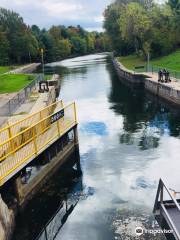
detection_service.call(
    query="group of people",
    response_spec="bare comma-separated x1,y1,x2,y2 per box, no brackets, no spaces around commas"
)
158,69,171,83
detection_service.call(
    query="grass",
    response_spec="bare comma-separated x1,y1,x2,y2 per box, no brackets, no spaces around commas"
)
0,66,13,74
0,74,34,93
44,74,53,81
0,65,25,74
117,55,146,71
118,50,180,72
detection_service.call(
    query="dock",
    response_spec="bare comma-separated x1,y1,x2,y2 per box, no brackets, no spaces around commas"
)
0,100,78,187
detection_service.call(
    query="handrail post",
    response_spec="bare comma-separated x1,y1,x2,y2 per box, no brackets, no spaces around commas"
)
74,102,77,123
160,180,163,204
57,120,61,137
7,124,15,156
153,179,162,213
39,111,44,133
33,126,38,155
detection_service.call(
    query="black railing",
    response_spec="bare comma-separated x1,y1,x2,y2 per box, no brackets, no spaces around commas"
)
0,74,43,117
135,64,180,80
153,179,180,240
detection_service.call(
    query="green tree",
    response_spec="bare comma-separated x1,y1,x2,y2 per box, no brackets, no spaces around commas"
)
49,26,61,43
0,31,10,65
119,2,152,57
0,7,110,65
87,34,95,52
71,36,87,55
57,39,72,58
150,4,177,57
0,8,39,63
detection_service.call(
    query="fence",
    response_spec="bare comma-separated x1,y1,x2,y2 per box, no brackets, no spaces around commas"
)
0,100,63,144
0,101,77,186
149,65,180,80
0,74,43,117
134,64,180,80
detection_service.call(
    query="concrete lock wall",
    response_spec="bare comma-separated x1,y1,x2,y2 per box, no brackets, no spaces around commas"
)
112,59,144,87
0,72,78,239
0,125,79,240
145,79,180,105
113,58,180,106
0,195,14,240
14,127,79,207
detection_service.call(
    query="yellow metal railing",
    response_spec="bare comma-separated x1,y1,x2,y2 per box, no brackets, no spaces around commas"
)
0,102,77,186
0,100,64,146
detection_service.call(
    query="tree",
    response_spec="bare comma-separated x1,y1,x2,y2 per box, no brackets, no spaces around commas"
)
168,0,180,11
150,4,177,56
87,34,95,52
119,2,152,57
71,36,87,55
49,26,61,43
57,39,72,58
104,2,134,55
0,31,10,65
0,7,109,65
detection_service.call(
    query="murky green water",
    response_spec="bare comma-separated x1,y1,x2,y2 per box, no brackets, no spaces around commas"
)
15,54,180,240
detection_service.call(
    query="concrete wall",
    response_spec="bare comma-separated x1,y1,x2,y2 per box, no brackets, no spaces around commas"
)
15,137,78,207
0,125,79,239
112,59,144,87
145,79,180,105
0,195,14,240
0,72,71,239
113,58,180,106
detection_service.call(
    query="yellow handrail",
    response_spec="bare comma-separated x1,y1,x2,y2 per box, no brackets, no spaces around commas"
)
0,100,63,145
0,101,77,186
0,102,76,161
0,100,63,132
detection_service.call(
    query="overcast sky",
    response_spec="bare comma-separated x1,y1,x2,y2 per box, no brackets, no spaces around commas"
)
0,0,113,31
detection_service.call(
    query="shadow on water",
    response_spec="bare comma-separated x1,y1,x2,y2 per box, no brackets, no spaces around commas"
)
13,153,83,240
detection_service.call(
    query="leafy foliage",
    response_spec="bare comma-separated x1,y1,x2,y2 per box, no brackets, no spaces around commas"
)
104,0,180,59
0,8,111,65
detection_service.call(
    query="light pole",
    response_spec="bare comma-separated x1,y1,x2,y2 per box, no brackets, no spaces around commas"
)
41,48,45,78
29,51,31,63
147,52,150,72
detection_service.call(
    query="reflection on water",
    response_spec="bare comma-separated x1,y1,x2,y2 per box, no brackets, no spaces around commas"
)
15,53,180,240
14,154,83,240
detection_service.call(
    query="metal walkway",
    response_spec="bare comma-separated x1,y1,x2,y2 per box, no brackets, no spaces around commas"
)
154,179,180,240
0,100,77,186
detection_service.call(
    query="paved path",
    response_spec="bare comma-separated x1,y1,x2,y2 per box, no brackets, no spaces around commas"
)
4,63,41,74
143,72,180,90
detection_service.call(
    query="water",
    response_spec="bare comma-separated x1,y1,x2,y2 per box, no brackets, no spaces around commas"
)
15,54,180,240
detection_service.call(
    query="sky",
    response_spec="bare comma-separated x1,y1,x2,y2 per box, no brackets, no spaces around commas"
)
0,0,113,31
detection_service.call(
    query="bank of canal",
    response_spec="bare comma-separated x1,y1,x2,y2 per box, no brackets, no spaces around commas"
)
14,54,180,240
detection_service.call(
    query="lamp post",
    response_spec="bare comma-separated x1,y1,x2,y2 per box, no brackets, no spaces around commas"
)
147,52,150,72
41,48,45,78
29,51,31,63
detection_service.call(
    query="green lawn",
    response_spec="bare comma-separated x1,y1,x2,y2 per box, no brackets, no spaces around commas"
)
118,50,180,72
117,55,146,71
0,66,13,74
44,74,53,81
0,74,34,93
0,65,24,74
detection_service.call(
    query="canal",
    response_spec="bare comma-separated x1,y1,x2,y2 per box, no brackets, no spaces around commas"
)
14,54,180,240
